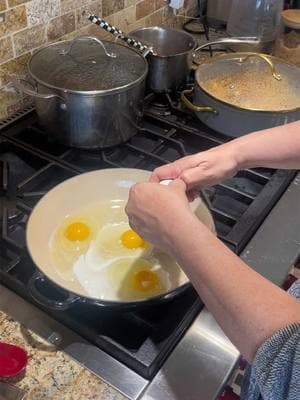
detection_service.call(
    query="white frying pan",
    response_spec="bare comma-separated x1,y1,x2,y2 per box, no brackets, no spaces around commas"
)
26,168,215,310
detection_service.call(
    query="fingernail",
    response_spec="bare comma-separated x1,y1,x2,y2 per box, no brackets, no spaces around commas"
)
160,179,173,186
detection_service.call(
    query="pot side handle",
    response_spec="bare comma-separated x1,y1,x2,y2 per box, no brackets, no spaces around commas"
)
28,271,81,311
12,78,66,103
181,89,218,114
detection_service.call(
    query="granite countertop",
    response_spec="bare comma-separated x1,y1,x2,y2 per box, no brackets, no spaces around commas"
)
0,311,127,400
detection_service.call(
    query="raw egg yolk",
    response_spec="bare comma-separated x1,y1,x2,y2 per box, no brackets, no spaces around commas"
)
65,222,90,242
132,270,159,292
121,229,146,249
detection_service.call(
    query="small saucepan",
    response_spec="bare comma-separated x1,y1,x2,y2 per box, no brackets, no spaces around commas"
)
129,26,197,93
26,168,215,311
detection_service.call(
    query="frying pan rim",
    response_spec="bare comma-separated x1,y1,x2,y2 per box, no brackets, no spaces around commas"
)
26,168,214,307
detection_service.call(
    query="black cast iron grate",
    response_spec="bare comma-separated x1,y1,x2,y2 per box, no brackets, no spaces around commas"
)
0,101,296,380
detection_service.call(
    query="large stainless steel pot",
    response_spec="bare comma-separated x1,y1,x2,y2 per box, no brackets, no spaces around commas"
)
13,36,148,149
26,168,215,310
129,27,197,93
182,52,300,137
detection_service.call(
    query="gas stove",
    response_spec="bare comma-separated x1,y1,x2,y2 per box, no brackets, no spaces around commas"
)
0,94,299,400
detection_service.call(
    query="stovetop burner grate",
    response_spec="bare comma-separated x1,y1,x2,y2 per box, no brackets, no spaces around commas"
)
0,101,296,380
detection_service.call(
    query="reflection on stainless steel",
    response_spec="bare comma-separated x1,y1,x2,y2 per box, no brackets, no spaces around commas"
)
241,173,300,285
140,309,239,400
66,343,147,400
32,82,146,148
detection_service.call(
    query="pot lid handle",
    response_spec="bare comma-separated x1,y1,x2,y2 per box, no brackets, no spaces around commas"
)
193,36,260,54
59,35,117,59
237,53,282,81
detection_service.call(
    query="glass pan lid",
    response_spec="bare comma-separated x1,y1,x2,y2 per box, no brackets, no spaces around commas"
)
196,53,300,111
29,38,147,93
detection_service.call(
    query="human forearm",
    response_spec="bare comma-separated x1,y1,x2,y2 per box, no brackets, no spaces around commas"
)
150,121,300,190
170,213,300,362
232,120,300,171
126,179,300,361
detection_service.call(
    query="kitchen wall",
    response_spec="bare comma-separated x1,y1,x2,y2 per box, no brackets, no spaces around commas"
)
0,0,198,121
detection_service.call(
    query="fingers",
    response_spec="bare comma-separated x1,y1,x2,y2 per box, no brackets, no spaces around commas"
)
169,178,187,193
125,199,131,218
127,216,138,232
180,166,214,189
149,155,200,183
149,162,181,182
149,171,161,183
187,189,199,202
125,183,139,214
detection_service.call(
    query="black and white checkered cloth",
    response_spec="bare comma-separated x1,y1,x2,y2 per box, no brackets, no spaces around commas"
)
87,14,154,54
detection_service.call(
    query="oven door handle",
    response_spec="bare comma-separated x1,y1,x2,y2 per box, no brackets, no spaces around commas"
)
28,271,81,311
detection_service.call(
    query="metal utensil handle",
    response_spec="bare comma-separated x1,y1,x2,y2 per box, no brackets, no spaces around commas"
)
88,14,155,55
28,271,81,311
238,52,282,81
60,35,116,58
193,37,260,53
12,78,65,101
181,89,218,114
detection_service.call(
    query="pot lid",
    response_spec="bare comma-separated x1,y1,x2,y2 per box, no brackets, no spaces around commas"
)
196,53,300,112
29,36,148,93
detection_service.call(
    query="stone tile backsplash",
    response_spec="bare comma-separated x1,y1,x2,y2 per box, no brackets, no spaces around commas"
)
0,0,197,120
27,0,60,27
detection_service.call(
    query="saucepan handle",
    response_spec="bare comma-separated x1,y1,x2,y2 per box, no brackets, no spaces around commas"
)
111,33,153,57
193,36,260,53
87,14,155,56
28,271,81,311
192,37,260,65
12,78,65,102
181,89,218,114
